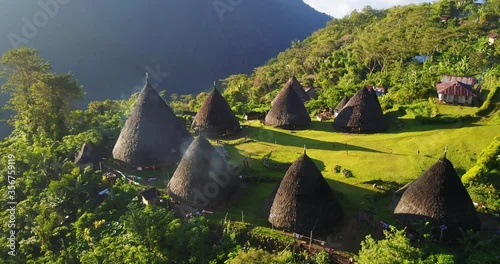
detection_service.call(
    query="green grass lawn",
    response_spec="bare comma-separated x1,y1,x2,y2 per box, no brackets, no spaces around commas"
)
434,104,478,116
217,110,500,226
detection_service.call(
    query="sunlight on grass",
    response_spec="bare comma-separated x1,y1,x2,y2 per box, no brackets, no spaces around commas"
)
220,117,500,225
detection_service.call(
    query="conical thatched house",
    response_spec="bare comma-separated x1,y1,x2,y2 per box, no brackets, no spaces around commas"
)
192,87,240,137
332,87,388,133
393,157,480,241
112,79,193,169
167,136,239,209
271,76,310,106
333,96,350,118
75,143,100,171
265,83,311,129
268,153,343,235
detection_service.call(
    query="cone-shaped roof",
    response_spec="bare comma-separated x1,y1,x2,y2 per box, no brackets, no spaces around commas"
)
167,136,239,208
334,96,350,113
332,87,388,133
265,83,311,129
271,75,310,106
192,87,240,136
112,80,193,167
75,143,99,165
268,153,343,235
394,157,480,240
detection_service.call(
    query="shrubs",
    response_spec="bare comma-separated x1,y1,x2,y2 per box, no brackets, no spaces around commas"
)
467,184,500,214
475,73,499,116
223,221,294,251
357,226,456,264
462,137,500,214
462,136,500,185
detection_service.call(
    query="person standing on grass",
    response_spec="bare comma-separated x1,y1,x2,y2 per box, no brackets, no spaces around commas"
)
243,157,250,169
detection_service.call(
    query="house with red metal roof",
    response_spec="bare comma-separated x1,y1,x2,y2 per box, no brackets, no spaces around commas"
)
436,78,476,105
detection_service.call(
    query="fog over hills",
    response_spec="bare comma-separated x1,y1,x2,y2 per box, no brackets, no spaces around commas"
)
0,0,330,104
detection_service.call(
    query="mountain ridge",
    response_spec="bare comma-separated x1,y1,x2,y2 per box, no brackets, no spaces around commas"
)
0,0,330,103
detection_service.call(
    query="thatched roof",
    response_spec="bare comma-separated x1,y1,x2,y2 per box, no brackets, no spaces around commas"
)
75,143,99,165
332,87,388,133
167,136,239,209
192,87,240,136
265,82,311,129
393,157,480,240
271,76,309,106
268,153,343,235
112,80,193,167
334,96,350,113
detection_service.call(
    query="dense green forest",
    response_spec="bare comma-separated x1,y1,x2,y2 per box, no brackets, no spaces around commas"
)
1,0,500,263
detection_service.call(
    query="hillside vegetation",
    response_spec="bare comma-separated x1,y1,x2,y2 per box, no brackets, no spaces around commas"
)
213,0,500,113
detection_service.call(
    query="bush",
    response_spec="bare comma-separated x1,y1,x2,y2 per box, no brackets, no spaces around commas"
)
475,75,499,116
357,227,423,264
467,184,500,213
462,137,500,185
462,164,488,185
314,250,332,264
226,248,274,264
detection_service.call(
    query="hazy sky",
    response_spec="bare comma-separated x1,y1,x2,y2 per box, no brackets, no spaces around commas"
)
304,0,432,18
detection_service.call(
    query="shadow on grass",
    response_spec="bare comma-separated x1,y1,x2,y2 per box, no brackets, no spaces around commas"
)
238,125,384,154
308,120,334,132
325,179,378,210
224,143,326,175
361,180,403,192
385,109,482,134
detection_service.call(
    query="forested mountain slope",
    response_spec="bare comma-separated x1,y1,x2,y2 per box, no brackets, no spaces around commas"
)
219,0,500,112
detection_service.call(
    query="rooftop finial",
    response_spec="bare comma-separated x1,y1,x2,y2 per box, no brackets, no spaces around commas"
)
444,146,448,159
146,72,149,84
304,145,307,154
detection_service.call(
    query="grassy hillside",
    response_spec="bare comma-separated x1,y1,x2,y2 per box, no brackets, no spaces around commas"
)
214,103,500,226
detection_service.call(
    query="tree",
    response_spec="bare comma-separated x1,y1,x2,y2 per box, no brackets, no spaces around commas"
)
1,48,50,138
1,48,83,141
357,227,422,264
31,73,84,140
